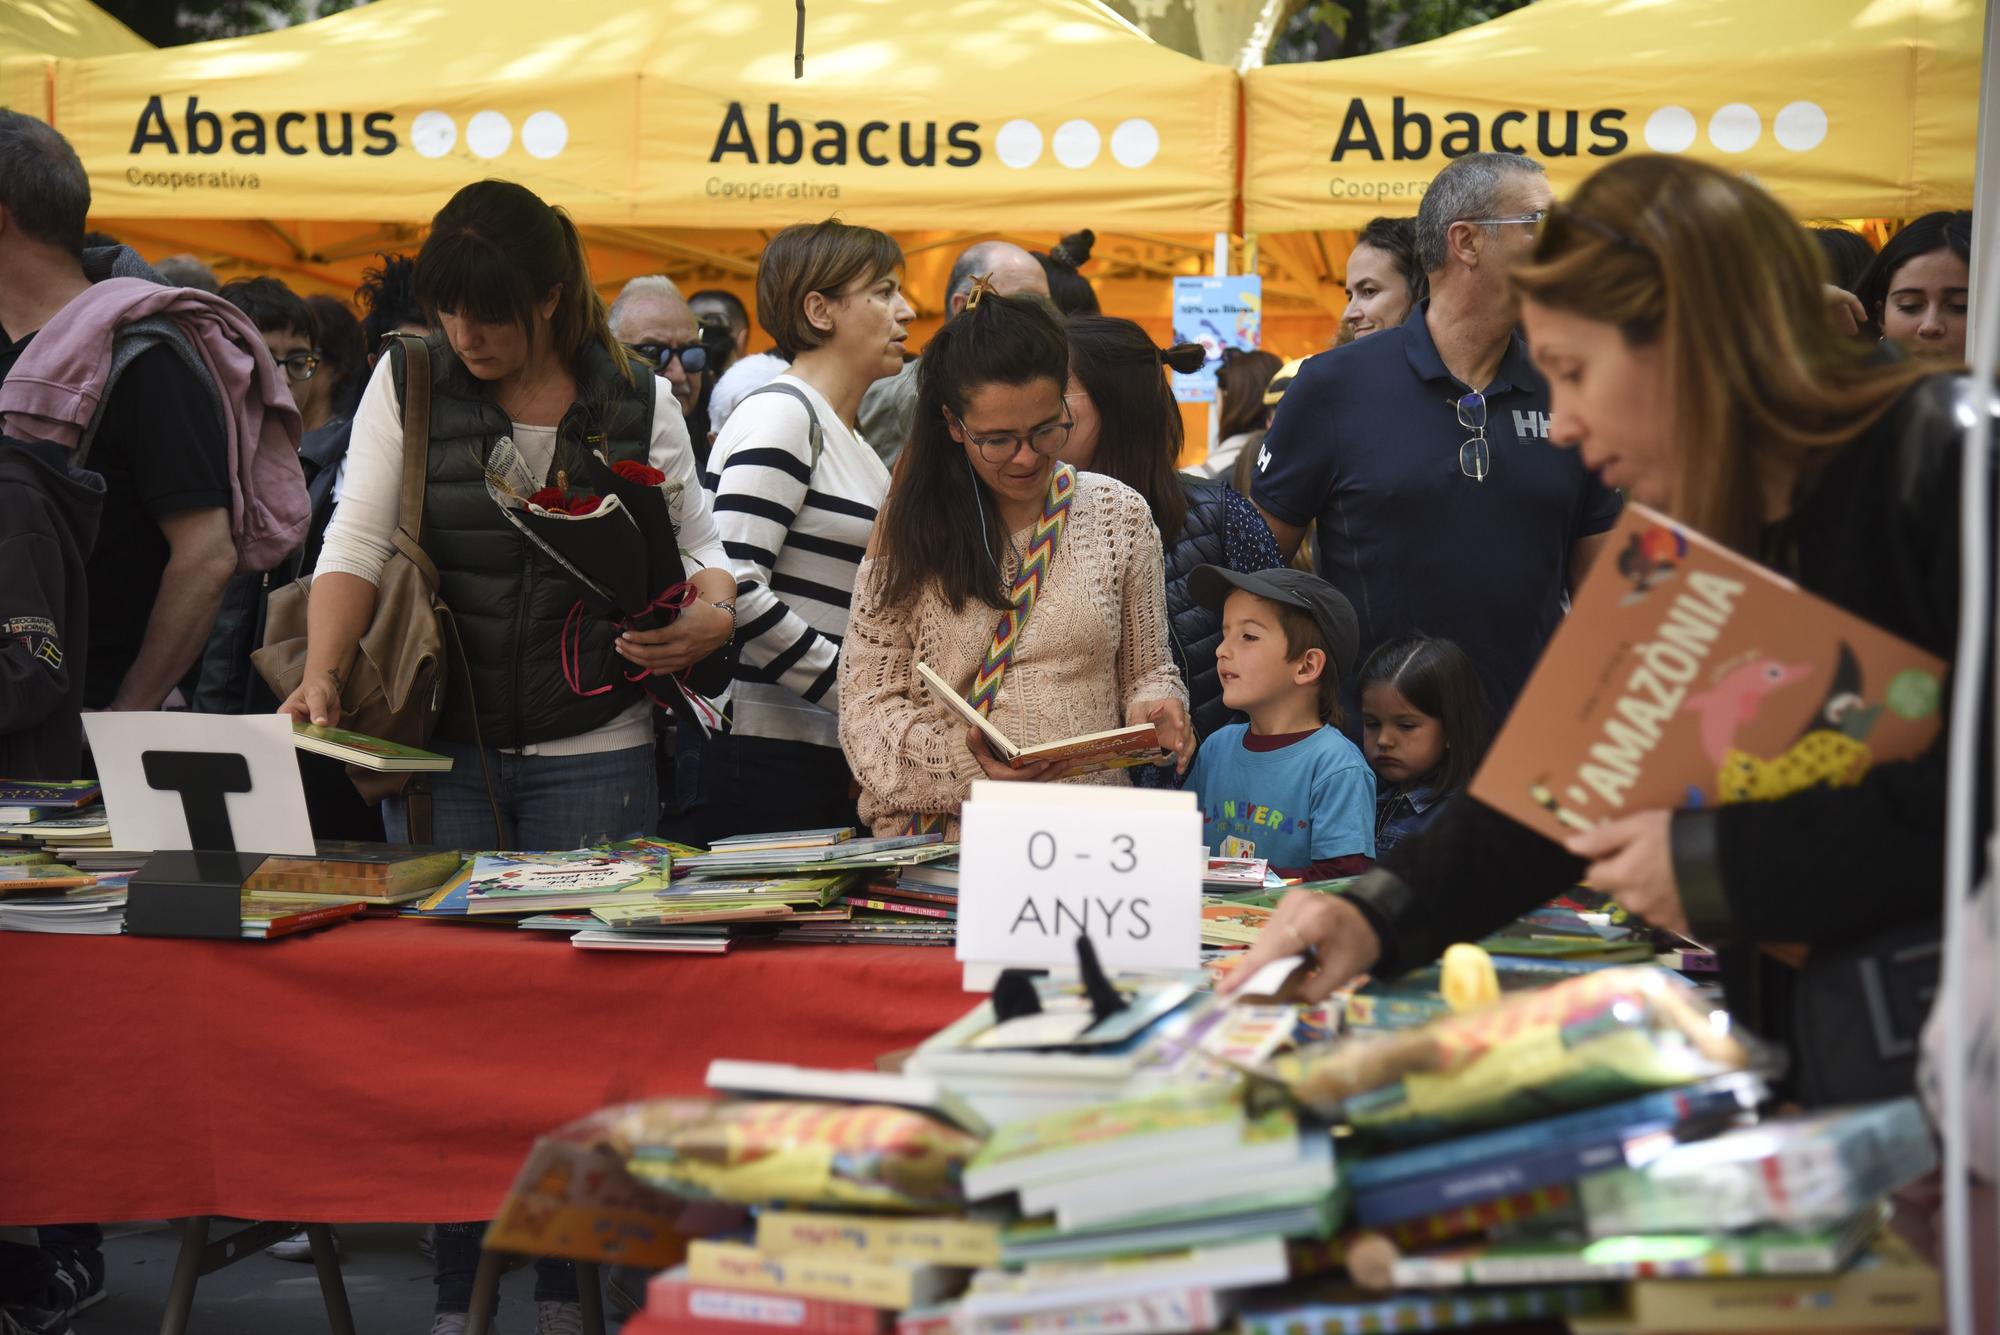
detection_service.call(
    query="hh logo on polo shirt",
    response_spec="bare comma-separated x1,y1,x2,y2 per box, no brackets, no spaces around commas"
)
1513,410,1553,439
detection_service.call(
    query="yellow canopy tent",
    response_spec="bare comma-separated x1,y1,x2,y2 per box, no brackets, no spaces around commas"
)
1241,0,1981,348
50,0,1241,344
0,0,145,123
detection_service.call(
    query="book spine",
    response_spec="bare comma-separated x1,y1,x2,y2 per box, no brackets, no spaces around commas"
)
257,902,364,938
1343,1084,1737,1191
686,1243,918,1310
756,1214,999,1268
1381,1184,1576,1248
845,897,955,921
647,1276,892,1333
964,1288,1216,1335
1353,1137,1637,1226
1242,1285,1605,1335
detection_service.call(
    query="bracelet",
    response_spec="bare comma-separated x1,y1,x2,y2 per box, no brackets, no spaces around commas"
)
710,600,737,616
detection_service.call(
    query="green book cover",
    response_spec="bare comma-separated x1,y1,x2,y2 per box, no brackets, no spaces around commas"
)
291,721,452,772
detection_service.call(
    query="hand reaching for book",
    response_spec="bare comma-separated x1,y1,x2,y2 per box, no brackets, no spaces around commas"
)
1218,887,1383,1004
1565,811,1687,936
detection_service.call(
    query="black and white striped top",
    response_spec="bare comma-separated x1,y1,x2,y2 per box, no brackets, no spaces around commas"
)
705,376,890,749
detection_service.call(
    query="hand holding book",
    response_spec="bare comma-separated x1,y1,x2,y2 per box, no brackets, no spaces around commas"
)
1130,696,1194,774
966,727,1068,784
1562,811,1685,935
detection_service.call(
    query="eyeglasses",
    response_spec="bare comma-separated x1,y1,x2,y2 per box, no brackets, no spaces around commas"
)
1457,391,1490,482
1461,210,1548,229
627,341,710,376
949,408,1073,463
276,350,321,383
1533,203,1652,258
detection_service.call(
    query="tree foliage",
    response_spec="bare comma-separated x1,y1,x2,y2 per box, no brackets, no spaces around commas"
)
1271,0,1533,63
95,0,366,47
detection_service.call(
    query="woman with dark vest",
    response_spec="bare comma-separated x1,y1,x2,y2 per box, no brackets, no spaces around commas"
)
281,180,733,1332
1058,316,1286,770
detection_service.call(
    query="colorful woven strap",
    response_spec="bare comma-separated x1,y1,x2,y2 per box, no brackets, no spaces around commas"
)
906,462,1078,835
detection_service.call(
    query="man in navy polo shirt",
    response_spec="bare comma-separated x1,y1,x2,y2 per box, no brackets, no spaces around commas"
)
1253,151,1621,733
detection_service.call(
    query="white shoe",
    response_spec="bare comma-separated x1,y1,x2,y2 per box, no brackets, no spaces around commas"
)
535,1301,583,1335
266,1230,334,1263
428,1315,468,1335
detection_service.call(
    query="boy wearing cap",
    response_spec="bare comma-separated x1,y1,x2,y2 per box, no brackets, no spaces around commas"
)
1183,565,1375,881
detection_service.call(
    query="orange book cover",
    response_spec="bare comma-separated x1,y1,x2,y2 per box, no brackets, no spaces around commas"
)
1470,503,1946,840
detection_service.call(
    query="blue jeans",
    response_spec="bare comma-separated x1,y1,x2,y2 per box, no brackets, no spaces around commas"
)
383,740,652,1314
383,740,657,850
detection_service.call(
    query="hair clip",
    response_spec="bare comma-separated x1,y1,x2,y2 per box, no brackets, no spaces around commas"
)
965,273,998,309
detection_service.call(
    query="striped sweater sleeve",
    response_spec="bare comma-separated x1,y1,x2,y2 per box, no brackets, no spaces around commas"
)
709,398,843,709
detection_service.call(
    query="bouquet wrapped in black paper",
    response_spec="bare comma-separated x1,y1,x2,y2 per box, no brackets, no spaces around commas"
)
487,437,732,730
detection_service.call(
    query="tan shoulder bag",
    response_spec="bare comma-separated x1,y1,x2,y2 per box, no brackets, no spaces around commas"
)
254,335,449,802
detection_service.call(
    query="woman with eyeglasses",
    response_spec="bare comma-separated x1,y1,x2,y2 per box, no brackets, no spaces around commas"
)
1227,154,1986,1111
839,292,1192,838
699,219,914,838
1059,317,1285,750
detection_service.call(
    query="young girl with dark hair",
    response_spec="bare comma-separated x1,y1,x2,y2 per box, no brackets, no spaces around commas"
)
838,292,1191,837
1855,210,1972,364
1356,635,1490,852
1060,316,1285,745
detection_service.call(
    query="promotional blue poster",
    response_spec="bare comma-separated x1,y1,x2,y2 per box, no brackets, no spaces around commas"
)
1170,275,1263,403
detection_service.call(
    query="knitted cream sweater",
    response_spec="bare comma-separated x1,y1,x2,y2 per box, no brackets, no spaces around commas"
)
838,472,1188,837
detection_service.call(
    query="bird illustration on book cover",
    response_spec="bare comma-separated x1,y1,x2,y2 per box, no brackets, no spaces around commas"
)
1475,504,1945,837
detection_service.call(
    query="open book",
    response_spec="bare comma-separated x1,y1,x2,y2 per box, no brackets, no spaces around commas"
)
916,662,1169,774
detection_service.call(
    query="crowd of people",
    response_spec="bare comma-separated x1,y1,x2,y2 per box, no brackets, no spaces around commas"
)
0,97,1985,1334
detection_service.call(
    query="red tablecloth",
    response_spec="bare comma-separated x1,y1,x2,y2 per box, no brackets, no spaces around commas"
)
0,919,970,1225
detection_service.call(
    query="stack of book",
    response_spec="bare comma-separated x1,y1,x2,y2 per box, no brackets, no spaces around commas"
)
0,884,127,935
245,841,464,906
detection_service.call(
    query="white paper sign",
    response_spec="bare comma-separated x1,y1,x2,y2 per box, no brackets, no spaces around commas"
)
83,712,316,855
956,780,1204,974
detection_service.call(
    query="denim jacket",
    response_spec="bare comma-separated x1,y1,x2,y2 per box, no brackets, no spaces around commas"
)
1374,784,1445,853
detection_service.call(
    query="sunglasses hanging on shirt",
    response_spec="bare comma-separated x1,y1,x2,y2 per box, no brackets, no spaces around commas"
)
1457,390,1491,482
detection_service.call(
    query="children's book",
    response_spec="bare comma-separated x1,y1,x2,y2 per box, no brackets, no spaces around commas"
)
753,1211,1002,1269
239,893,366,939
569,930,730,953
290,721,454,772
707,1061,990,1136
684,1241,964,1311
1471,501,1947,839
1577,1097,1937,1235
460,851,674,914
0,780,102,824
1390,1207,1880,1287
1241,1283,1614,1335
243,842,464,902
0,865,96,894
708,827,855,852
915,662,1168,773
1606,1228,1940,1331
637,1268,894,1335
962,1087,1246,1201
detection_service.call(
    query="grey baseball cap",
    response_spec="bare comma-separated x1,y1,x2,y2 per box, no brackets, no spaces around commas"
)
1187,564,1361,680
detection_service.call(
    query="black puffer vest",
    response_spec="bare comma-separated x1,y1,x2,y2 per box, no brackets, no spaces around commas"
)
1166,475,1233,738
391,335,654,749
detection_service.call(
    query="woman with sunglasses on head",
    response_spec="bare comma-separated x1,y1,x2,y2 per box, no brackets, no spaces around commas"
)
1227,154,1987,1110
839,291,1193,837
1060,317,1285,751
701,219,914,839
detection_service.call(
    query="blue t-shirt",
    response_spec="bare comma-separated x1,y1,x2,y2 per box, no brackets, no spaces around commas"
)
1185,724,1376,870
1250,301,1623,732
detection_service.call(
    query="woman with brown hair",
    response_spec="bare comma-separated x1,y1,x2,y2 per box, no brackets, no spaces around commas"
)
702,219,915,837
1229,154,1985,1110
286,178,733,1333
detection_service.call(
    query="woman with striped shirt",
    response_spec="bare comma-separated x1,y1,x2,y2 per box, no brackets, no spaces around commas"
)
703,220,915,836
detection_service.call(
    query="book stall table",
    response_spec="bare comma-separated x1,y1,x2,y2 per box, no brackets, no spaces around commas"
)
0,916,969,1330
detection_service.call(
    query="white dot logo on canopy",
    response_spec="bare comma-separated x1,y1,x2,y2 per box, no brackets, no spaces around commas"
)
1774,101,1828,152
1643,106,1697,154
410,110,457,159
995,119,1044,169
1641,101,1825,155
522,111,570,160
467,111,513,159
1111,119,1160,168
1053,120,1101,169
1707,103,1760,154
995,118,1160,169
